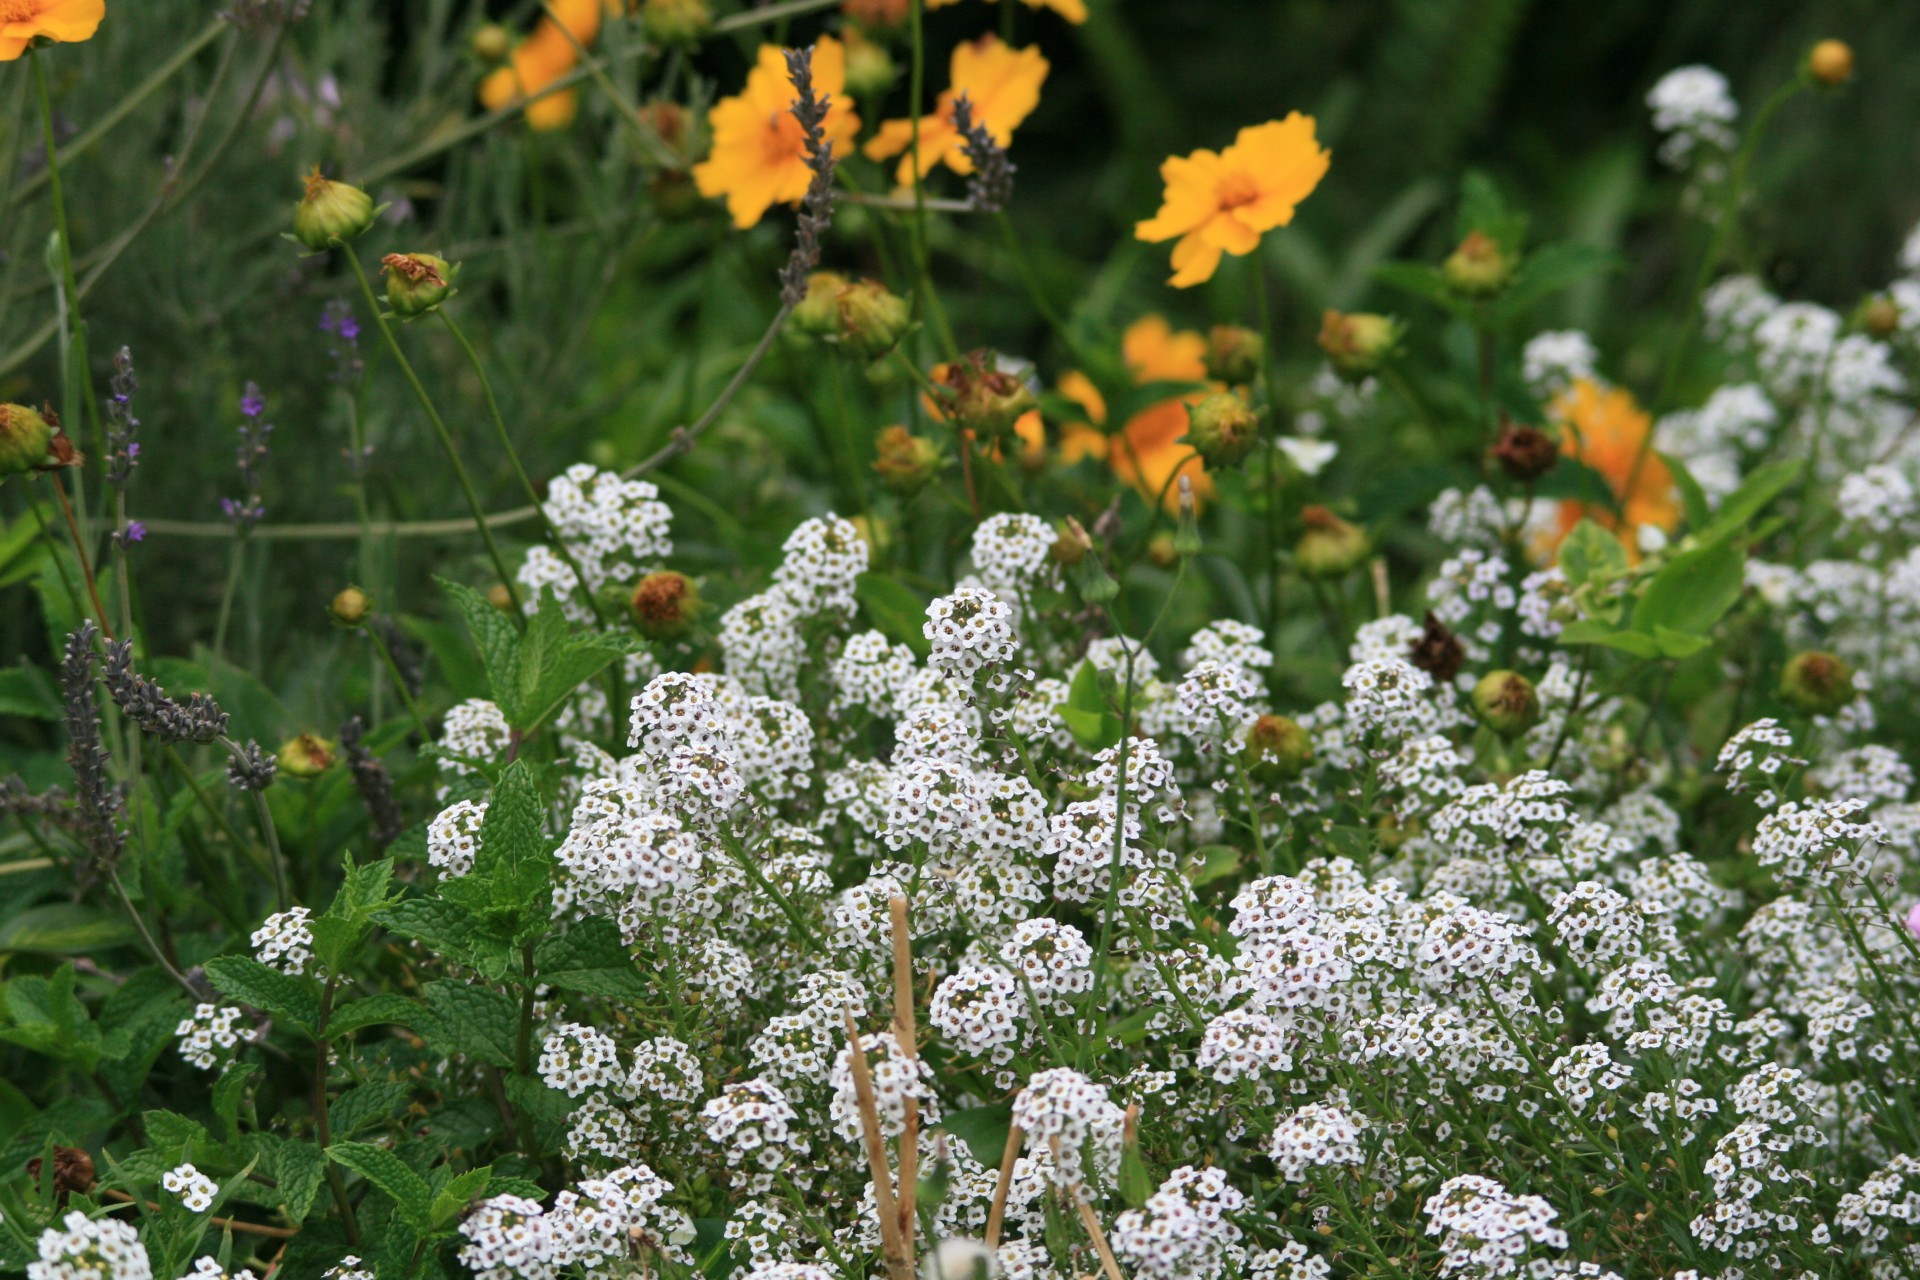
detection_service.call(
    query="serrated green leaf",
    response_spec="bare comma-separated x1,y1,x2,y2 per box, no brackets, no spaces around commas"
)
441,576,525,724
513,590,635,733
465,760,552,939
1557,519,1629,590
430,1165,492,1230
418,981,520,1068
535,918,649,998
329,1082,413,1139
275,1140,328,1220
203,956,321,1034
329,1141,435,1233
372,896,513,980
327,994,424,1039
214,1062,259,1140
1495,241,1619,315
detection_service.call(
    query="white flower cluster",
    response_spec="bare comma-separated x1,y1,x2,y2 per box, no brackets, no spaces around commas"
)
174,1003,247,1071
518,463,674,621
1422,1174,1569,1277
925,586,1018,679
1646,65,1736,168
162,1162,217,1213
249,905,313,975
28,1213,152,1280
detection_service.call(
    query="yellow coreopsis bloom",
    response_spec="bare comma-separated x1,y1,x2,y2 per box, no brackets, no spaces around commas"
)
1,0,103,60
865,34,1047,188
926,0,1087,24
1135,114,1330,288
1058,315,1215,510
476,0,609,130
692,35,861,229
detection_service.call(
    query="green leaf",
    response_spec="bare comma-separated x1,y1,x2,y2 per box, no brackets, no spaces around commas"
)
513,590,635,733
431,1165,493,1230
327,994,424,1039
1062,661,1122,753
1632,538,1744,639
1118,1140,1156,1209
1652,626,1714,659
214,1062,259,1140
276,1140,328,1220
854,572,932,659
1496,241,1619,315
452,760,552,940
1658,451,1712,531
0,663,61,720
1372,261,1472,318
329,1082,413,1139
942,1102,1014,1169
441,576,525,724
1695,459,1801,548
1188,844,1241,888
373,896,513,980
329,1141,435,1233
0,904,139,955
1457,170,1527,252
417,981,520,1068
1556,519,1629,591
310,858,401,974
1591,630,1664,658
203,956,321,1034
535,918,650,998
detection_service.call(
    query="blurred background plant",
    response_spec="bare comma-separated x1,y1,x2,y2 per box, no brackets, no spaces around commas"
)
1,0,1915,774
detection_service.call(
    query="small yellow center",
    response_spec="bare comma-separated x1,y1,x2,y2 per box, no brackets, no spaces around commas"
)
1216,171,1262,211
760,111,806,166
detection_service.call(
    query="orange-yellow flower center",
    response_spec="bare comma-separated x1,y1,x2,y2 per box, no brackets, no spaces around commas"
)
1216,171,1261,211
760,111,806,166
0,0,43,21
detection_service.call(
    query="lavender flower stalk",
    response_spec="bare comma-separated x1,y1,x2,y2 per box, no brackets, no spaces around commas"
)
221,382,272,531
102,640,231,744
778,46,839,308
953,93,1016,213
340,716,403,850
58,624,124,870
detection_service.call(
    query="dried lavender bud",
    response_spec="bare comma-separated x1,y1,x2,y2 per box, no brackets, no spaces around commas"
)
105,347,139,490
0,775,84,834
952,92,1015,213
376,617,427,699
340,716,403,850
102,640,230,744
226,740,278,793
59,624,124,868
778,46,840,308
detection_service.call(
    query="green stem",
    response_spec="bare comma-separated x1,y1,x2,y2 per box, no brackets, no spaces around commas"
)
342,251,524,619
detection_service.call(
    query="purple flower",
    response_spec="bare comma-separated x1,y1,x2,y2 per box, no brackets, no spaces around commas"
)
321,301,363,383
241,384,266,420
223,383,272,532
107,347,140,490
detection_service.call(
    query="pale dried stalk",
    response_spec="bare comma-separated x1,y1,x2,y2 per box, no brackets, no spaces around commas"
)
984,1119,1025,1249
1054,1136,1127,1280
842,1007,916,1280
890,895,921,1254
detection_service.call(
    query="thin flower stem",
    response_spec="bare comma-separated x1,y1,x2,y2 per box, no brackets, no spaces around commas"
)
709,0,841,32
30,47,84,353
51,476,113,640
983,1121,1024,1249
341,250,525,619
104,867,196,997
625,300,799,479
905,0,959,359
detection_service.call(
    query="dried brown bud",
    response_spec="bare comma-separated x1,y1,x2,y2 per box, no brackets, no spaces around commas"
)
1409,611,1465,685
1491,420,1560,483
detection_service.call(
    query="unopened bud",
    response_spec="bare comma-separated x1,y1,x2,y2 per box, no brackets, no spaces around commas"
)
641,0,711,45
1050,518,1092,567
293,167,378,252
1317,310,1402,381
1182,392,1261,468
1204,324,1264,385
1472,670,1540,738
1145,532,1177,568
843,29,898,97
1172,475,1203,558
1243,714,1312,784
1854,294,1900,339
835,279,911,360
470,22,512,63
330,586,371,626
276,733,337,778
1443,230,1513,299
382,253,456,318
793,271,850,336
1808,39,1853,86
0,402,53,476
1490,420,1560,482
487,583,515,612
873,425,942,497
931,351,1037,441
629,571,702,640
1780,650,1855,716
1294,506,1370,578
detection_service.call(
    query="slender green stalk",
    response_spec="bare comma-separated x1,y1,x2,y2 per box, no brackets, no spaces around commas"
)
904,0,959,358
342,251,525,618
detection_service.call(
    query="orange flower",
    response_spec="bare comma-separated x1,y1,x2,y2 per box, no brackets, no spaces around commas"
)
692,36,861,229
1059,315,1214,511
1,0,103,60
927,0,1087,23
865,35,1048,187
1135,114,1330,288
477,0,609,130
1548,378,1679,560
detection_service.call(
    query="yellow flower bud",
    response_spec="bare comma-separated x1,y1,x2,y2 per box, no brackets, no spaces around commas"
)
293,167,377,252
0,402,53,476
276,733,337,778
1317,310,1402,381
1443,230,1514,299
330,587,371,626
1808,39,1853,86
382,253,456,318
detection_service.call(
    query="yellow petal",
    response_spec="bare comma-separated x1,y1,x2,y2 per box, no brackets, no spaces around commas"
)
1135,151,1225,243
950,35,1048,143
1167,233,1223,288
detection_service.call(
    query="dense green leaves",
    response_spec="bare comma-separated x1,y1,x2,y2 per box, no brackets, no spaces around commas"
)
441,579,635,735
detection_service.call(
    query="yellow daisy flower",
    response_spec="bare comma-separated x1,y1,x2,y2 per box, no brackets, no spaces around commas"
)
1,0,104,61
1135,114,1330,288
692,35,861,230
864,34,1048,188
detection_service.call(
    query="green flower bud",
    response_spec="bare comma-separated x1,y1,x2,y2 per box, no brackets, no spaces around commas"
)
1204,324,1264,385
1182,392,1262,468
842,29,897,98
835,279,911,360
629,570,703,641
1317,310,1402,382
487,583,516,612
276,733,337,778
382,253,456,318
642,0,711,46
293,167,378,252
1243,713,1312,784
1472,670,1541,739
471,22,512,63
1443,230,1514,299
1294,506,1370,578
330,586,371,626
873,425,943,497
1780,650,1855,716
1854,294,1900,339
0,402,53,477
793,271,850,337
